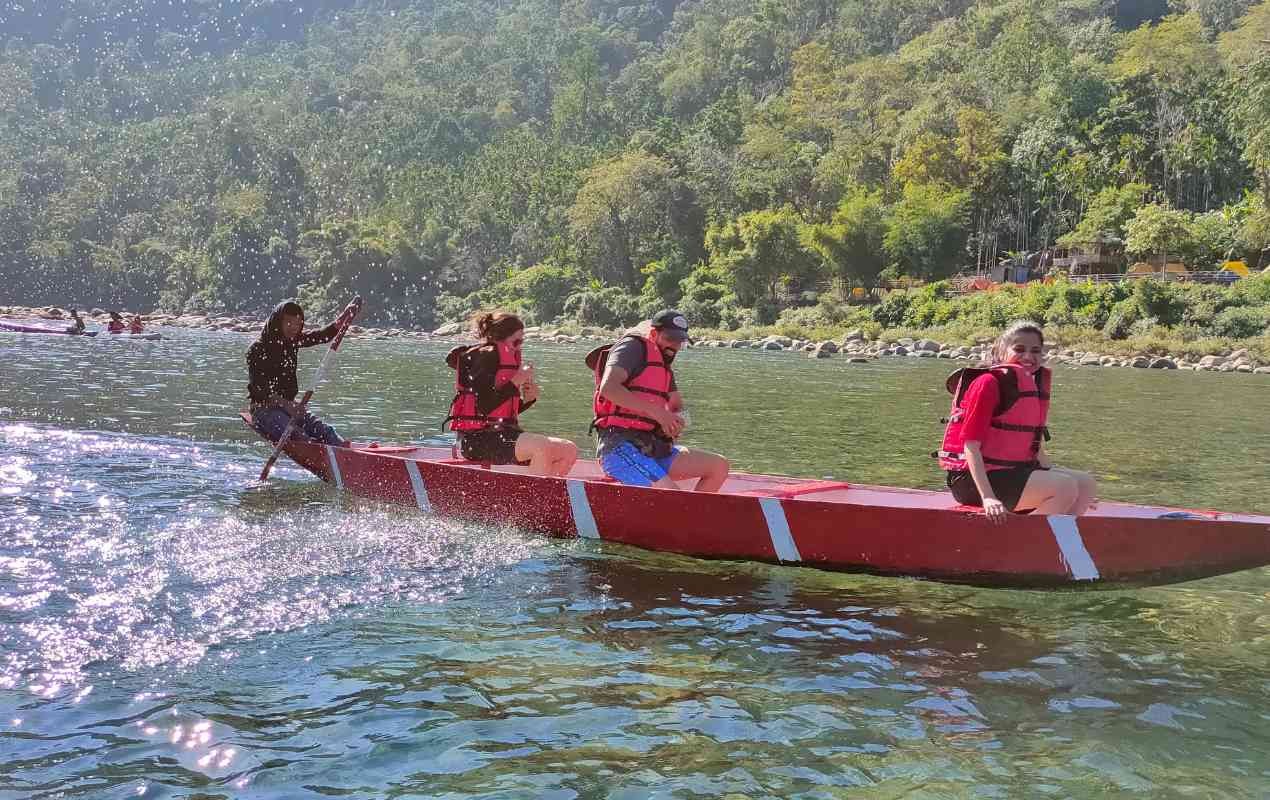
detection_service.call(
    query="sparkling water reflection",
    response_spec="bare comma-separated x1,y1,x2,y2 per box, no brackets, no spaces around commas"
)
0,327,1267,797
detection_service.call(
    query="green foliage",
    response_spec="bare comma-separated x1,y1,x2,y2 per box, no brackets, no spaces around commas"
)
705,206,820,306
0,0,1266,333
563,286,642,328
1124,202,1194,260
883,184,971,279
1058,183,1149,246
805,187,888,286
1210,305,1270,338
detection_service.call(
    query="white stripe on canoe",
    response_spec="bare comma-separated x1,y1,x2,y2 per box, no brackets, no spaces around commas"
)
760,497,801,563
567,480,600,539
1047,515,1099,581
325,446,344,489
404,460,432,513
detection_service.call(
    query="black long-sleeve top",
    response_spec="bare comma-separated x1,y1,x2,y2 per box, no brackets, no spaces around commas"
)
246,321,341,403
461,346,535,417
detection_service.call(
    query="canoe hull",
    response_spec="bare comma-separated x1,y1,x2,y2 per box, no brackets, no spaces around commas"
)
0,320,97,336
242,415,1270,588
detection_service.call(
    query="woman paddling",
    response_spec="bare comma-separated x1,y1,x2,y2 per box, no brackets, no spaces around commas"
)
247,299,357,447
445,311,578,476
938,320,1097,524
106,311,126,333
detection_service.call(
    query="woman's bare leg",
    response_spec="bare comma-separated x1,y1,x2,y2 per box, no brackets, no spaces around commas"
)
515,432,579,477
1048,467,1097,515
1014,470,1079,515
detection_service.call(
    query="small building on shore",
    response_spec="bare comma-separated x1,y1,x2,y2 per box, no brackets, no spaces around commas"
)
1051,235,1124,276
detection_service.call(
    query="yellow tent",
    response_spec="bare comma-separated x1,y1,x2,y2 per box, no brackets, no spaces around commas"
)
1221,260,1250,278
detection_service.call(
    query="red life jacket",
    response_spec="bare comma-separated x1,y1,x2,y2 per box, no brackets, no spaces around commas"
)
587,334,673,433
937,363,1050,472
107,320,126,333
444,341,521,432
128,318,143,333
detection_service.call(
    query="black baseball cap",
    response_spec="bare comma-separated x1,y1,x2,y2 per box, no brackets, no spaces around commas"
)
651,309,692,342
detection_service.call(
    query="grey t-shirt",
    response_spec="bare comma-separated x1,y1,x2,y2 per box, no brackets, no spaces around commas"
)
596,336,677,460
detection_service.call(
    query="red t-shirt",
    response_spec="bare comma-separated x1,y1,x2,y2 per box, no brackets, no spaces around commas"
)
957,373,1000,444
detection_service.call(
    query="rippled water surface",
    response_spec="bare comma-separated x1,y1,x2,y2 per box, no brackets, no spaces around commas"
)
1,326,1268,799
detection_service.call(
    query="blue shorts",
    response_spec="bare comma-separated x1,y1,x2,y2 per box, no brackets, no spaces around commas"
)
600,441,682,487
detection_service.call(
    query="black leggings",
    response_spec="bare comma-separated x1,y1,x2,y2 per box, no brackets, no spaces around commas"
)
947,466,1044,511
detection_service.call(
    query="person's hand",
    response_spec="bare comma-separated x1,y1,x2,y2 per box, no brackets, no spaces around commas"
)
337,297,364,326
510,361,535,388
655,408,685,439
982,497,1009,525
521,382,540,403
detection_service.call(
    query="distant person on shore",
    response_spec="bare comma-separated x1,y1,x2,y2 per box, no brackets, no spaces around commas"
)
588,310,729,492
246,299,357,447
445,311,578,476
66,309,85,334
937,320,1096,523
106,311,126,333
127,315,144,333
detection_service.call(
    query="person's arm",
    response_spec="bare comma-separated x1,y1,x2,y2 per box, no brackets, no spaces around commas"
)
598,365,682,437
1035,441,1053,469
298,320,340,348
957,375,1008,524
962,442,1008,524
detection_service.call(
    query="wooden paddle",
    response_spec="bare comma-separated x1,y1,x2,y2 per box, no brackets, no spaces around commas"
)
258,296,364,482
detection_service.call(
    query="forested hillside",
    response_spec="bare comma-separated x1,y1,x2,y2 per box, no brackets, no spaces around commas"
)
2,0,1268,328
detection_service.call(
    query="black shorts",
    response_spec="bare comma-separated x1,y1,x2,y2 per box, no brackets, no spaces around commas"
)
947,466,1044,512
458,428,527,465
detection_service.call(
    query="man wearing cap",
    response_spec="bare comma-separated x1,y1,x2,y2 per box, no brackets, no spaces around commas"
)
587,309,730,492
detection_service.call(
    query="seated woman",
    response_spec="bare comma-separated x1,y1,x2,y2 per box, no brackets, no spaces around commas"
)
106,311,126,333
938,319,1097,524
445,312,578,477
246,299,357,447
127,315,144,333
65,308,86,334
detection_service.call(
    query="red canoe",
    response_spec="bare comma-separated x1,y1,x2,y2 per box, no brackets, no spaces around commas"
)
0,320,97,336
241,414,1270,588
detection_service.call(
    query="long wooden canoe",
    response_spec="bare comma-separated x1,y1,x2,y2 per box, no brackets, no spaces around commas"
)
242,414,1270,588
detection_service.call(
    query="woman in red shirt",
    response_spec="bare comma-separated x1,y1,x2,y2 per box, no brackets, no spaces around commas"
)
941,321,1097,524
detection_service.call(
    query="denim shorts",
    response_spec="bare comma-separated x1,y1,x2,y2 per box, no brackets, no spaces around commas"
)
600,440,682,487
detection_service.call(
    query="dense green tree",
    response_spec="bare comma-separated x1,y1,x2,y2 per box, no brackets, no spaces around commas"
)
805,188,888,287
705,206,820,306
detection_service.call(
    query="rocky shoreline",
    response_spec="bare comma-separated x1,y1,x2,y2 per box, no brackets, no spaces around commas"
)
5,305,1268,374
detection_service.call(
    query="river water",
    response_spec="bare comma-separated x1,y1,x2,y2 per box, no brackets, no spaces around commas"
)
1,327,1268,798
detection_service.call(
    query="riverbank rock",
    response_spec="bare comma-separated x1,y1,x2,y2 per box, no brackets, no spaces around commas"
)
809,344,834,358
762,340,785,351
1130,356,1151,368
847,356,871,363
914,338,941,353
1255,367,1270,374
1198,354,1226,368
432,322,463,336
891,345,909,356
814,340,838,354
731,340,750,348
1080,355,1102,366
1149,357,1178,369
843,329,865,343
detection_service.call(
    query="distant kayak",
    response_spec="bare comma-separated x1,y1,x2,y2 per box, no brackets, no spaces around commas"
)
0,320,98,337
104,331,162,341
